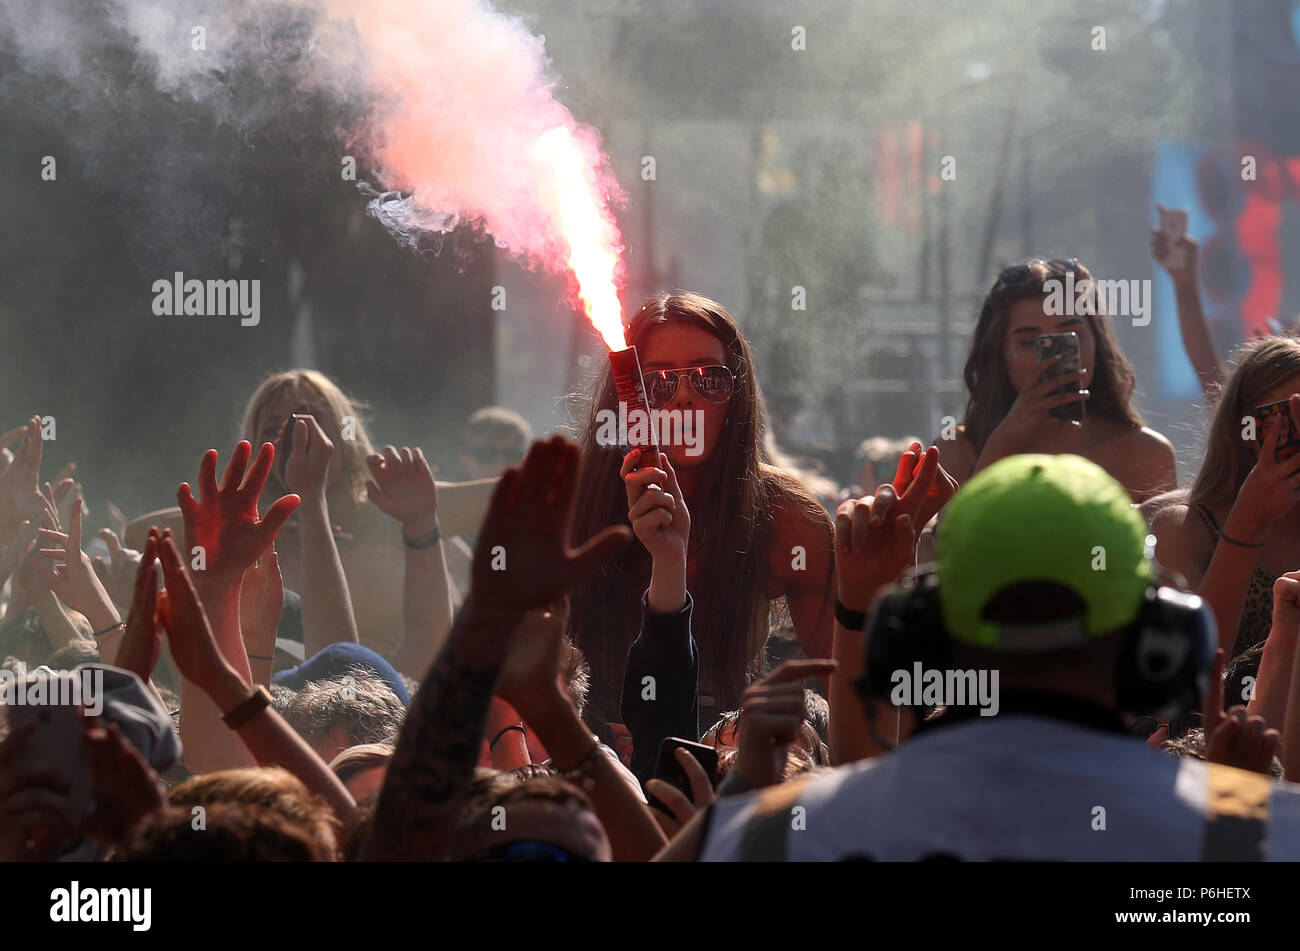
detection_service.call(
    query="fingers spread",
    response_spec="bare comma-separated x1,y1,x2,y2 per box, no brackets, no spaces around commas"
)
177,483,199,522
99,528,123,557
220,441,253,494
197,450,220,501
258,495,302,547
241,441,276,497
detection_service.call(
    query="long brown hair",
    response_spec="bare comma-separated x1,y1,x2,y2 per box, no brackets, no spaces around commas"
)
566,292,829,716
1189,335,1300,511
961,259,1143,453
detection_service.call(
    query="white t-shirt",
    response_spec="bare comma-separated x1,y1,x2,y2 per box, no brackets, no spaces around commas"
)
699,715,1300,861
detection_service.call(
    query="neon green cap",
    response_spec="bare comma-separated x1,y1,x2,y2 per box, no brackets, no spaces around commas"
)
936,454,1152,650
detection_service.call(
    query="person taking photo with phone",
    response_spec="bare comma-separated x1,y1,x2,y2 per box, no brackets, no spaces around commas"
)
1149,336,1300,659
943,258,1177,503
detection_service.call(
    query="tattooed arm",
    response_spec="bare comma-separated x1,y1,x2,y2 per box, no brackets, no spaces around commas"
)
361,597,523,860
360,436,632,861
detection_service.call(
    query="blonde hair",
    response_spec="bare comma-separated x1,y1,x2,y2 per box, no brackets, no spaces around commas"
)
168,766,339,856
1189,335,1300,511
241,369,375,505
328,742,394,785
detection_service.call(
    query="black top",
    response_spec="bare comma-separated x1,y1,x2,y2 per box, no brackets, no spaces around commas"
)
620,592,699,785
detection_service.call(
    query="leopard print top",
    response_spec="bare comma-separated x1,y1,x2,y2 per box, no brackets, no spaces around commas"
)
1191,503,1277,657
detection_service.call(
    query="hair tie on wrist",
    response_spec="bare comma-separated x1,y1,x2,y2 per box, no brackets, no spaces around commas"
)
489,724,527,750
1219,531,1263,549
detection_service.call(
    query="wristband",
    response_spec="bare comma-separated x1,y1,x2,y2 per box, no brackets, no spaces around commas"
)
402,518,442,549
834,599,868,631
489,724,527,750
247,652,275,662
1219,531,1263,549
91,621,126,639
221,684,273,730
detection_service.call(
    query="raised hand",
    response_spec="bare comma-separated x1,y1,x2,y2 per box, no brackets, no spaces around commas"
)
835,450,942,612
0,518,39,595
494,597,570,724
92,527,143,612
1222,401,1300,545
1150,211,1199,288
155,530,230,695
645,748,716,839
177,442,300,584
114,531,163,683
0,417,44,538
36,497,121,631
469,436,631,623
49,471,83,533
281,415,335,503
1207,706,1280,776
890,442,958,530
981,356,1091,460
734,659,837,791
0,424,25,474
239,550,284,663
365,445,440,537
621,448,690,566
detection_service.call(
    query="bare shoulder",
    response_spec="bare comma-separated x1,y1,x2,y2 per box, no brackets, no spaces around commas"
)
1145,494,1195,535
1128,425,1177,461
766,470,832,537
937,426,977,485
764,472,833,583
1112,425,1178,501
1146,493,1215,581
1139,486,1187,525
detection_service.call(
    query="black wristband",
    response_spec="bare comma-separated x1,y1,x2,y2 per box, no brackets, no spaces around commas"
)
1219,530,1263,549
402,518,442,549
834,599,868,631
489,724,527,750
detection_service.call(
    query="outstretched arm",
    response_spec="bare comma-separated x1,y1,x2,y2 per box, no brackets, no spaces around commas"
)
282,416,359,656
155,531,355,825
830,446,947,765
176,441,299,774
365,446,453,678
363,437,632,860
1152,221,1223,402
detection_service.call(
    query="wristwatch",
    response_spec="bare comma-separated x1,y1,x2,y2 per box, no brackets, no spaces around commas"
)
402,518,443,549
221,684,273,730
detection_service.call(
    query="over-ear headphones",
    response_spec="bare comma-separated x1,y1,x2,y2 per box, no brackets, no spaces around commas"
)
853,570,1215,723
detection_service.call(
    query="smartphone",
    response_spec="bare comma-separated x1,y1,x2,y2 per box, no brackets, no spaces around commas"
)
6,676,95,829
1035,332,1084,422
646,737,718,817
1157,206,1188,270
277,413,299,484
1249,398,1300,462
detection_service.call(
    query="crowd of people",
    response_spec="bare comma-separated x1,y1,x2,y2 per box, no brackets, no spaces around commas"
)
7,226,1300,863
